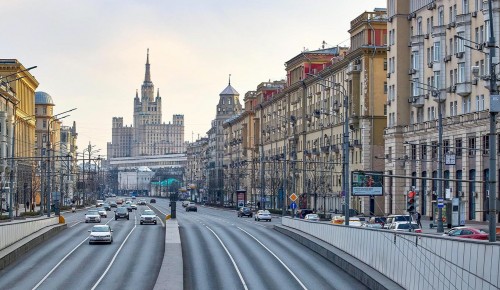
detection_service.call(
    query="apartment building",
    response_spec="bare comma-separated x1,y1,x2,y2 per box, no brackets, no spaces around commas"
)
385,0,500,222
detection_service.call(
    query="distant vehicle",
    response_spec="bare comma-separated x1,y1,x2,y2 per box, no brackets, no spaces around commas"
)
111,194,116,197
186,202,197,212
96,207,107,218
138,199,147,205
130,204,137,210
109,202,118,208
331,215,345,225
96,200,104,207
88,225,113,244
71,206,76,213
150,198,156,203
85,210,101,223
115,207,129,220
444,227,488,240
116,198,124,205
237,207,253,218
343,217,363,227
362,223,383,229
304,214,320,221
103,203,111,211
368,217,387,227
182,201,190,207
255,210,272,222
140,209,157,225
123,204,133,212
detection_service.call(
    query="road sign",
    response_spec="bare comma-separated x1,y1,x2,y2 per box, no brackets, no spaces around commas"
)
290,193,298,202
290,202,297,209
437,197,444,208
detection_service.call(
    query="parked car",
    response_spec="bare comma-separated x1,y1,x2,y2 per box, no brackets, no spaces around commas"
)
237,207,253,218
362,223,383,229
388,221,421,232
88,225,113,244
140,209,157,225
182,201,190,207
304,214,320,221
186,202,197,212
255,210,272,222
85,210,101,223
150,198,156,203
331,215,345,224
296,209,314,219
444,227,488,240
115,207,129,220
384,215,411,229
343,217,363,227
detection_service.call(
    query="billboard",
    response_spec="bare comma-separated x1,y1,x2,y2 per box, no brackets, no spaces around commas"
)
351,171,383,196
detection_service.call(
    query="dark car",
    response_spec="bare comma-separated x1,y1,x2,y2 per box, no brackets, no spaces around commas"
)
103,204,111,211
123,204,133,212
115,207,129,220
150,198,156,203
110,202,118,208
297,209,314,219
238,207,253,218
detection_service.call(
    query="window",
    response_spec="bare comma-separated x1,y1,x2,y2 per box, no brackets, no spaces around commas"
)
468,136,476,156
421,144,427,160
411,144,417,160
438,7,445,26
455,138,462,158
457,32,465,53
434,41,441,62
431,141,438,159
434,71,441,89
483,135,489,154
384,82,387,94
463,96,471,113
463,0,469,14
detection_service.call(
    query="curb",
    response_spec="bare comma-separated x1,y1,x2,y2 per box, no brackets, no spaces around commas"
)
274,225,404,290
0,223,67,271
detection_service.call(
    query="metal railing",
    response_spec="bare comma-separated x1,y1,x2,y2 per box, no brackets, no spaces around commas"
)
0,216,59,250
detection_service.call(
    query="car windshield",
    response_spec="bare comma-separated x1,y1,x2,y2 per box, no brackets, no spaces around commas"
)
97,208,104,211
261,210,270,214
92,226,110,232
397,223,417,229
117,208,127,213
87,210,98,215
394,216,411,222
143,210,155,215
307,214,319,219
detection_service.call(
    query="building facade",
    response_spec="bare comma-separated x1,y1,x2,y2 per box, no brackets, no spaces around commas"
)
107,50,185,159
0,59,39,212
186,137,209,202
385,0,500,222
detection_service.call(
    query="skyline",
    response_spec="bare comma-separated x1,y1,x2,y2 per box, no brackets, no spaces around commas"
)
3,0,386,156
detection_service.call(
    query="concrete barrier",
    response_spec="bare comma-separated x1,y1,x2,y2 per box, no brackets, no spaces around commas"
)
154,219,183,290
0,216,59,251
282,217,500,290
0,223,66,271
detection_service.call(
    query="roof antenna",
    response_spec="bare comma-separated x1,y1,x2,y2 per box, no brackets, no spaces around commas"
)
229,74,231,85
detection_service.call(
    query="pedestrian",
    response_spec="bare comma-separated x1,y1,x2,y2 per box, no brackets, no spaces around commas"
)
416,212,422,228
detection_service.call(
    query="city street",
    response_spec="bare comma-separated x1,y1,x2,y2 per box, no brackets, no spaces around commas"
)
0,201,164,290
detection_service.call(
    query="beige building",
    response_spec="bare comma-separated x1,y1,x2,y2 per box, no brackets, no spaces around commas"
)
0,59,39,210
186,137,209,201
385,0,499,222
107,50,185,159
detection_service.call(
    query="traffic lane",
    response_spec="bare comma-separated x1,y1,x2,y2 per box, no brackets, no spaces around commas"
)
95,217,164,290
180,214,247,290
180,207,367,290
0,214,114,290
32,212,137,290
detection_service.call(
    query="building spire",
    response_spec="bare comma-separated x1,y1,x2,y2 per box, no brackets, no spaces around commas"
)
228,74,231,85
144,48,151,83
135,89,138,98
157,88,160,98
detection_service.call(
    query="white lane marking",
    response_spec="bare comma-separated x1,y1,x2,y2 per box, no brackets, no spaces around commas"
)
32,219,114,289
238,227,308,290
205,226,249,290
69,221,82,228
91,222,137,290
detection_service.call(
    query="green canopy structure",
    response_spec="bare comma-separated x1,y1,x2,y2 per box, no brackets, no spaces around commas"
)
151,178,180,187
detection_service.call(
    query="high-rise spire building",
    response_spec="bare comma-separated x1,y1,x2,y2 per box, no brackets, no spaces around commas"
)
108,50,185,159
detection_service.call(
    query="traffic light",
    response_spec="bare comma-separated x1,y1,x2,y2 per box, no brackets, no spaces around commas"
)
407,191,416,213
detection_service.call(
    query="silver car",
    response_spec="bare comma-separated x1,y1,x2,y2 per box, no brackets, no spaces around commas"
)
140,209,157,225
85,210,101,223
254,210,272,222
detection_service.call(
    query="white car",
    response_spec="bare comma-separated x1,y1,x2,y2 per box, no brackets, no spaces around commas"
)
140,209,157,225
304,214,320,221
85,210,101,223
182,201,190,207
343,217,363,227
88,225,113,244
254,210,272,222
130,204,137,210
96,207,107,218
388,222,421,233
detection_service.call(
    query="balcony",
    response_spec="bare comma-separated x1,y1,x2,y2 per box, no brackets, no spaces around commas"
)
432,25,446,37
456,13,471,26
409,96,425,108
410,35,425,46
456,82,472,97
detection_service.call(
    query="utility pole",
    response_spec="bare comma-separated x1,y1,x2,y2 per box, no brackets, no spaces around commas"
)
260,143,265,210
487,0,497,242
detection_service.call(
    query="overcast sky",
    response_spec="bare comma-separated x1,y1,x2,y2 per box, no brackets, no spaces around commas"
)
3,0,386,156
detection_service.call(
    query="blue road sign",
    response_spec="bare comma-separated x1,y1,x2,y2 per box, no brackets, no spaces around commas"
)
437,198,444,208
290,202,297,209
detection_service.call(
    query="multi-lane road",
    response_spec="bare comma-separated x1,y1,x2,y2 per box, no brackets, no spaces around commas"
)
0,197,367,290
